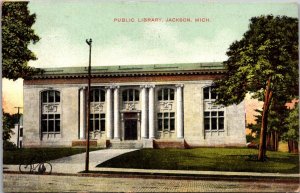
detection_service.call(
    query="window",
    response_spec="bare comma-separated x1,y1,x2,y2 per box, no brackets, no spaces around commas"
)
158,88,174,101
89,113,105,132
122,89,139,102
203,86,217,100
204,111,224,131
41,90,61,134
203,86,224,131
157,112,175,131
90,89,105,102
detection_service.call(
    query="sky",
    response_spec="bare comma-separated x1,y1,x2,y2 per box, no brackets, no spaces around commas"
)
2,0,298,120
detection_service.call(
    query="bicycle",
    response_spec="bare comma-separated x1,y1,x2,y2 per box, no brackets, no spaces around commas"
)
19,158,52,175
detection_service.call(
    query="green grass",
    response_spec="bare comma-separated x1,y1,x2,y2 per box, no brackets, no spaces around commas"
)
97,148,299,173
4,147,101,165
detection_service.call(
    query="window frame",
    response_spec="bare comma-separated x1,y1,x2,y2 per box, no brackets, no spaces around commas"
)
203,86,217,100
89,113,106,132
157,112,175,132
203,86,224,132
157,88,175,101
90,88,106,102
122,89,140,102
204,111,224,131
41,90,61,134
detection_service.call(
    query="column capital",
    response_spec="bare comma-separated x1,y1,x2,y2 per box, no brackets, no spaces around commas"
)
147,84,155,88
140,85,147,89
175,84,184,88
109,85,120,89
105,86,114,90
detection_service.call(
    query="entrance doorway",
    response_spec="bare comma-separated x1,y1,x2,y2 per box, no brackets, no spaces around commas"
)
124,113,138,140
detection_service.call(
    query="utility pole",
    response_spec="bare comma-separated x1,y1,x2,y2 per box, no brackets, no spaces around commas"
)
85,38,92,172
14,107,22,148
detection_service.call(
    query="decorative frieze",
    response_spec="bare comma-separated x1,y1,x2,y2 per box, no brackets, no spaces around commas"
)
90,103,104,113
204,102,224,111
42,104,59,114
159,101,173,111
124,102,137,110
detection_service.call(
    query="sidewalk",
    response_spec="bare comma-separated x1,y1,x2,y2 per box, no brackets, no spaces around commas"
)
4,149,138,174
3,148,300,180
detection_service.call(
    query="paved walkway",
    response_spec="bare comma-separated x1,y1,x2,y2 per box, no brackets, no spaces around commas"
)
3,148,300,180
4,149,137,174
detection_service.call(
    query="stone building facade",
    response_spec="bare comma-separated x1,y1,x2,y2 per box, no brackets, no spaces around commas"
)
23,62,246,148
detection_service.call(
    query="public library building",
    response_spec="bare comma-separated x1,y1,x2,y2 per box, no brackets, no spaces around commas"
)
23,62,246,148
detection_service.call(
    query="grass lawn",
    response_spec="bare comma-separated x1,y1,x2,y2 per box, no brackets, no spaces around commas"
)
97,148,299,173
4,147,101,165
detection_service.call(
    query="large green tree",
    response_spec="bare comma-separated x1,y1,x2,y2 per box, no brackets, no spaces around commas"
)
2,1,40,80
214,15,298,161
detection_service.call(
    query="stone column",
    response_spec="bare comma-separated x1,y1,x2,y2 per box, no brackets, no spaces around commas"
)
106,86,113,139
79,87,86,139
148,85,155,139
176,84,184,139
113,86,120,139
140,85,148,139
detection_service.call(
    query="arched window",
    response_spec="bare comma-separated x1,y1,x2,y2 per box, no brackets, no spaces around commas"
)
90,89,105,102
89,89,105,132
41,90,61,134
122,89,139,102
203,86,217,100
203,86,224,131
158,88,174,101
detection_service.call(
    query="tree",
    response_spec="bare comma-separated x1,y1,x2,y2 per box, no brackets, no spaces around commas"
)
2,1,40,80
247,101,289,151
214,15,298,161
282,103,299,153
3,111,15,141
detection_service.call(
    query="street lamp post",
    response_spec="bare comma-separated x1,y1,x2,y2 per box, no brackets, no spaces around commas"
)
14,107,22,148
85,38,92,172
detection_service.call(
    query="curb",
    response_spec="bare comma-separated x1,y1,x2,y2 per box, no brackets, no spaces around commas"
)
77,170,300,182
4,170,299,183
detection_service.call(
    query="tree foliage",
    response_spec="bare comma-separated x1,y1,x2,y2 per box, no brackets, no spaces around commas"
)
3,111,15,141
215,15,298,105
214,15,298,160
2,2,40,80
282,104,299,142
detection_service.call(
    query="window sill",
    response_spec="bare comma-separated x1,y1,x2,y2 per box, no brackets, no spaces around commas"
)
205,130,225,132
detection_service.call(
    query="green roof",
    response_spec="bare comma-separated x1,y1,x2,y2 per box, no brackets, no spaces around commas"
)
39,62,224,74
30,62,225,79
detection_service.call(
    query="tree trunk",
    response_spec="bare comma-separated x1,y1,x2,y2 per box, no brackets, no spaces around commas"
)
288,140,292,153
291,140,299,153
266,133,271,150
258,78,273,161
274,131,278,151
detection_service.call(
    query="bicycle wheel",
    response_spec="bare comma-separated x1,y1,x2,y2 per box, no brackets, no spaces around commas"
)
19,164,32,174
39,162,52,174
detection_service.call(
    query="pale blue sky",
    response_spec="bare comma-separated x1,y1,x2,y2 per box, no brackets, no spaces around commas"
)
27,1,298,68
3,1,298,113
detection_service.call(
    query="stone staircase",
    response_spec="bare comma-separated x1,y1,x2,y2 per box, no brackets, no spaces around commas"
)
108,140,144,149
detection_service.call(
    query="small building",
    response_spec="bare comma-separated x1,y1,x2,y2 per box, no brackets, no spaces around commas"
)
10,115,23,148
23,62,246,148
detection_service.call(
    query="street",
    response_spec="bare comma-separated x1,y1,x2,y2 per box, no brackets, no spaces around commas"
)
4,173,299,192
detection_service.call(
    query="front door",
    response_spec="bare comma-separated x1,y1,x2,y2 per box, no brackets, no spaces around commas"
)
124,119,138,140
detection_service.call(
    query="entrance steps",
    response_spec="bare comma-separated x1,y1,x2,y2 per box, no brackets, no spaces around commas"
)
108,140,144,149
